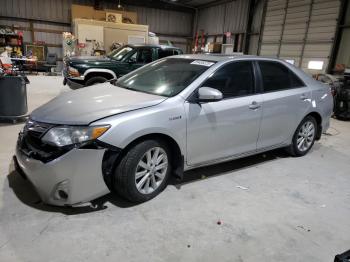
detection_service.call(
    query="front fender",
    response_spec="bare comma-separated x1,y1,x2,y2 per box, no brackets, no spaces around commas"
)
93,98,187,157
84,68,117,79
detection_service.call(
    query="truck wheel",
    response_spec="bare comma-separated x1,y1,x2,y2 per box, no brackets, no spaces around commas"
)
113,139,171,203
286,115,317,157
85,76,108,86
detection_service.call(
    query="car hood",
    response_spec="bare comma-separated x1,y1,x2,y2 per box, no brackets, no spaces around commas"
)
30,83,167,125
68,56,115,66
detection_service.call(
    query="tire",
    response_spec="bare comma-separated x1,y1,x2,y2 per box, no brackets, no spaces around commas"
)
113,139,171,203
85,76,108,86
287,115,317,157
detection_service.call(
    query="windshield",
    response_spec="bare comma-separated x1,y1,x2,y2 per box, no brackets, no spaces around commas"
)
116,58,215,97
107,46,134,61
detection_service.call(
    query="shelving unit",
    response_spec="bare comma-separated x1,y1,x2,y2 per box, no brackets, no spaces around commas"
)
0,30,24,57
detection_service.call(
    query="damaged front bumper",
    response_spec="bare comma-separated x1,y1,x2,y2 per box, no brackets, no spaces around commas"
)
14,131,118,206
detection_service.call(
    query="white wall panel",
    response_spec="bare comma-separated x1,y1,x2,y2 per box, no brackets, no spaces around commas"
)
280,44,303,56
260,44,279,56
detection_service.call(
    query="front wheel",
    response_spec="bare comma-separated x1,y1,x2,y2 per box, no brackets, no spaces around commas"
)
113,139,171,203
85,76,108,86
287,116,317,157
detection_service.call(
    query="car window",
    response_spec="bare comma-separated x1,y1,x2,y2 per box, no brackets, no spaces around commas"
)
158,49,175,59
201,61,255,99
117,58,215,97
128,51,137,63
127,49,152,63
258,61,305,92
107,46,134,61
137,48,153,63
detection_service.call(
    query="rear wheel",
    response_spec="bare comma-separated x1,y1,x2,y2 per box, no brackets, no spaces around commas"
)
287,116,317,157
113,139,171,203
85,76,108,86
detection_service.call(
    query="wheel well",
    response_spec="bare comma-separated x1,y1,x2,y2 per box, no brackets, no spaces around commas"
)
85,72,114,81
307,112,322,140
121,133,184,179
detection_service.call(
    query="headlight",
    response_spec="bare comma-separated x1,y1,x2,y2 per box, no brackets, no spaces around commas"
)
68,66,80,77
41,125,110,147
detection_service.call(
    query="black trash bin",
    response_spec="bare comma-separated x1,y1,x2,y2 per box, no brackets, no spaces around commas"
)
0,75,28,122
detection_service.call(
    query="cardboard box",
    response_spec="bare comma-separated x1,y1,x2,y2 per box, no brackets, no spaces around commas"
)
105,9,138,24
71,4,138,24
106,13,123,23
71,5,94,20
208,42,222,53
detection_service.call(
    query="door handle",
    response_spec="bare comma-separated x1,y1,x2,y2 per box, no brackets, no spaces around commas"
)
249,101,261,110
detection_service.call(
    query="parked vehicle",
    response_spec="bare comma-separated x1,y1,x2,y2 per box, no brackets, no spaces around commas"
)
333,69,350,119
63,44,183,89
316,73,342,96
15,54,333,206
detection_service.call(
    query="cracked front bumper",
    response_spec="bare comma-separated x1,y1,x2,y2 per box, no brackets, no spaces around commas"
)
15,146,110,206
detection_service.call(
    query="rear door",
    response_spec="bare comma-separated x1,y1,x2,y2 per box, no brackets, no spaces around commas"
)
131,47,153,70
186,61,263,165
256,61,311,149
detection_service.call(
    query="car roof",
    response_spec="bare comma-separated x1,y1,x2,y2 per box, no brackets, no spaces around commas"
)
129,44,181,50
172,54,284,63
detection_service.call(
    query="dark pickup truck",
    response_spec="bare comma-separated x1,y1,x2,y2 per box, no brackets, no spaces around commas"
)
63,44,183,89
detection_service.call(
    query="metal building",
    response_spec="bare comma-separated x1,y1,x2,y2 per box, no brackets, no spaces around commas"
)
0,0,348,73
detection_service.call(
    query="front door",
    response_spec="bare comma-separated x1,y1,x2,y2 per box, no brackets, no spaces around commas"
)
186,61,263,166
118,48,154,76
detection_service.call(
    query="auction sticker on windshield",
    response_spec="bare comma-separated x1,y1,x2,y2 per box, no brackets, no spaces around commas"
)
190,60,215,67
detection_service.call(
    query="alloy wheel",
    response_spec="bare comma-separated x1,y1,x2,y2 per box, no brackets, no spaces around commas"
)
297,121,315,152
135,147,168,194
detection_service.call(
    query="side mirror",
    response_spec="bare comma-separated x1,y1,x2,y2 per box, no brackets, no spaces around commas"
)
197,87,223,102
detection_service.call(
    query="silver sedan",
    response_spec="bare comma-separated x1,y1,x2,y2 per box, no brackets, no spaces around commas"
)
15,54,333,206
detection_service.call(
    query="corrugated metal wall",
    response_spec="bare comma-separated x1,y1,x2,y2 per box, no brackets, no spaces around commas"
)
0,0,93,23
259,0,341,73
122,5,192,52
124,6,192,36
194,0,265,55
250,0,265,54
335,2,350,67
0,0,193,61
196,0,250,35
0,0,193,35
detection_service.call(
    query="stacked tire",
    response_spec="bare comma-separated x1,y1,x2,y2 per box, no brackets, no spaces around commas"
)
334,81,350,120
